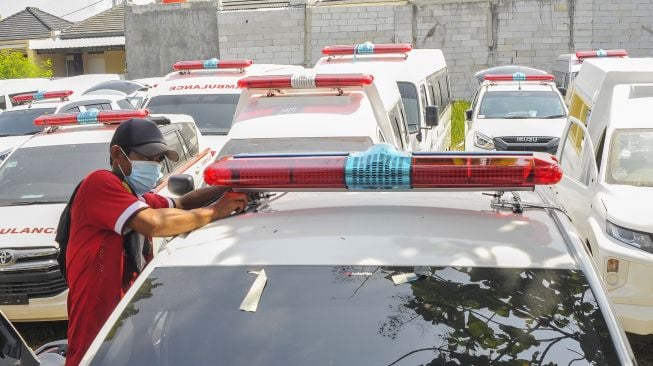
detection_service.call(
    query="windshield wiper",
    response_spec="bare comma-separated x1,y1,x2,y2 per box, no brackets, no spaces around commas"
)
502,116,528,119
202,131,228,135
3,200,65,206
540,114,566,119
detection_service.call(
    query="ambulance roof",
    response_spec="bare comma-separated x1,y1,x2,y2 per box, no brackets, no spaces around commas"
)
574,58,653,103
609,84,653,129
229,91,380,139
156,189,576,269
314,49,446,85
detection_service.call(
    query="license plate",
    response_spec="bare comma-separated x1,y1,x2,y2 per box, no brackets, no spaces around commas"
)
0,294,28,305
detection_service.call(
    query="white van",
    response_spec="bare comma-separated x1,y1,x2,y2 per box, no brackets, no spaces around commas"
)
553,57,653,335
552,49,628,97
142,59,302,153
314,43,451,151
0,78,51,111
222,71,411,156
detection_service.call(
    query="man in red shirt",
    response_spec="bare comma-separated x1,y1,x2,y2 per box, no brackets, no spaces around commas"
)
65,118,247,366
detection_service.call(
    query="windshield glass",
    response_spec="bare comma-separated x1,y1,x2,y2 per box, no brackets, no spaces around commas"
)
218,137,373,158
397,82,419,133
0,143,107,206
0,108,55,136
607,129,653,187
90,266,618,366
146,94,239,135
478,91,565,119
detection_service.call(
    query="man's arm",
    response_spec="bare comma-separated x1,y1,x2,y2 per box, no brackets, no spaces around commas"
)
127,192,248,237
172,186,229,210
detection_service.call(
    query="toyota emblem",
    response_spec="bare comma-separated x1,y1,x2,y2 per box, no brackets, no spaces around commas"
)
0,250,15,266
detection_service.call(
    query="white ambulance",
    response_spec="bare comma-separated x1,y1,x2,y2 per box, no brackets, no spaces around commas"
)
553,57,653,335
0,109,211,321
465,72,568,153
0,78,51,111
77,145,635,365
221,71,410,157
314,43,452,151
552,49,628,97
142,59,302,152
0,91,136,163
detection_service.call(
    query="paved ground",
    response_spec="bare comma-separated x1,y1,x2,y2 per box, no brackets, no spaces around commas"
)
16,321,653,363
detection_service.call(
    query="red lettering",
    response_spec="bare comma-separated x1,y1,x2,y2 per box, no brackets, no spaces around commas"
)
169,86,177,91
31,228,44,234
0,228,10,234
10,228,18,234
44,228,55,234
192,85,201,89
19,228,30,234
183,85,194,90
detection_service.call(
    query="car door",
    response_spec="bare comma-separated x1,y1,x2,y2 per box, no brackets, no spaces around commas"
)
554,117,599,240
0,310,40,366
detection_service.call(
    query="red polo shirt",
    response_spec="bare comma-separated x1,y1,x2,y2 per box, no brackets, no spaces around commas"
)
65,170,173,366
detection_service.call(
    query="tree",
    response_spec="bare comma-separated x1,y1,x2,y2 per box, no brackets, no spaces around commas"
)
0,50,52,79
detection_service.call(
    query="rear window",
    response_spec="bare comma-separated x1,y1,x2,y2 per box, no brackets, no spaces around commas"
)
0,108,55,136
146,94,239,135
218,136,373,157
90,266,619,366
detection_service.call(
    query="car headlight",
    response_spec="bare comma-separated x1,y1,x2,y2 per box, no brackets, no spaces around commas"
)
473,132,495,150
606,220,653,253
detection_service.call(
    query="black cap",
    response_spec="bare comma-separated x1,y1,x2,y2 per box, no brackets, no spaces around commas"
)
110,118,179,162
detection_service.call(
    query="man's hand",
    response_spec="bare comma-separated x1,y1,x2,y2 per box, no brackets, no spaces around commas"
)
208,192,249,220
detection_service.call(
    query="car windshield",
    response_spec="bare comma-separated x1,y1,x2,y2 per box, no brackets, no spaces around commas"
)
478,91,565,119
0,108,55,136
218,136,373,157
607,129,653,187
0,143,107,206
146,94,239,135
90,266,618,366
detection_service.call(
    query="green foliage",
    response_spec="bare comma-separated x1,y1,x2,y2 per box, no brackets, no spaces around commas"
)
0,50,52,79
451,100,471,150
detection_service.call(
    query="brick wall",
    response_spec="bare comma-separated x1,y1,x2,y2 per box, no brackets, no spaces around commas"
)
125,0,653,98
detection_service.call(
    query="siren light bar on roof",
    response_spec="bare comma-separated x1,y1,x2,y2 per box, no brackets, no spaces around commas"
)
34,109,149,126
322,42,413,56
172,58,253,71
237,73,374,89
12,90,73,103
575,49,628,60
204,144,563,191
484,73,555,82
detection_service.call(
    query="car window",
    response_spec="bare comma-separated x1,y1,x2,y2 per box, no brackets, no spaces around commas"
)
595,128,607,173
163,131,187,171
177,122,199,156
0,143,107,206
397,82,419,133
62,106,81,113
0,96,6,110
84,103,112,111
606,129,653,187
89,266,619,366
0,108,55,136
438,73,450,107
478,91,565,119
147,94,240,135
116,99,136,110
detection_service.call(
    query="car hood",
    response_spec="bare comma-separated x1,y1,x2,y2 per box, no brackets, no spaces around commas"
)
0,204,64,248
201,135,229,153
0,135,31,153
601,186,653,233
475,118,567,138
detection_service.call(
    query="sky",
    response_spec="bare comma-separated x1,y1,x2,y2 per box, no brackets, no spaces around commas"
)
1,0,154,22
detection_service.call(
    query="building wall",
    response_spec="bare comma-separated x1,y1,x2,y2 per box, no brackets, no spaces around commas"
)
125,0,653,98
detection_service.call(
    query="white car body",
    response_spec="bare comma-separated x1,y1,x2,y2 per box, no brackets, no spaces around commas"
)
79,147,635,364
0,113,210,321
143,63,303,153
465,79,568,153
0,78,51,111
0,94,136,163
314,48,452,151
223,70,409,157
553,57,653,335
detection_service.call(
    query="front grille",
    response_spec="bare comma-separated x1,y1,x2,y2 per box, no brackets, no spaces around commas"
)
0,247,66,299
494,136,559,154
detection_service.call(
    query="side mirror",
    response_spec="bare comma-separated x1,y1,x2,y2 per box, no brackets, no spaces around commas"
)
168,174,195,196
558,86,567,96
425,105,439,127
465,108,473,121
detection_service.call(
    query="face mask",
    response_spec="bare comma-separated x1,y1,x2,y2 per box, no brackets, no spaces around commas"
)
119,149,162,196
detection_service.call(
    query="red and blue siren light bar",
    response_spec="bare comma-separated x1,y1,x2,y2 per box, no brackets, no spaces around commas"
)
204,144,563,191
34,109,149,126
575,49,627,60
12,90,73,103
172,58,253,71
485,73,555,82
237,73,374,89
322,42,413,56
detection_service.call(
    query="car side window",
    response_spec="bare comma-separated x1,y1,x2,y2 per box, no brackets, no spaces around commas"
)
84,103,112,111
560,125,586,184
0,96,6,110
419,84,429,122
62,106,81,113
439,73,450,107
116,99,136,110
387,104,406,150
595,128,607,174
178,122,199,156
163,130,187,171
428,77,441,109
